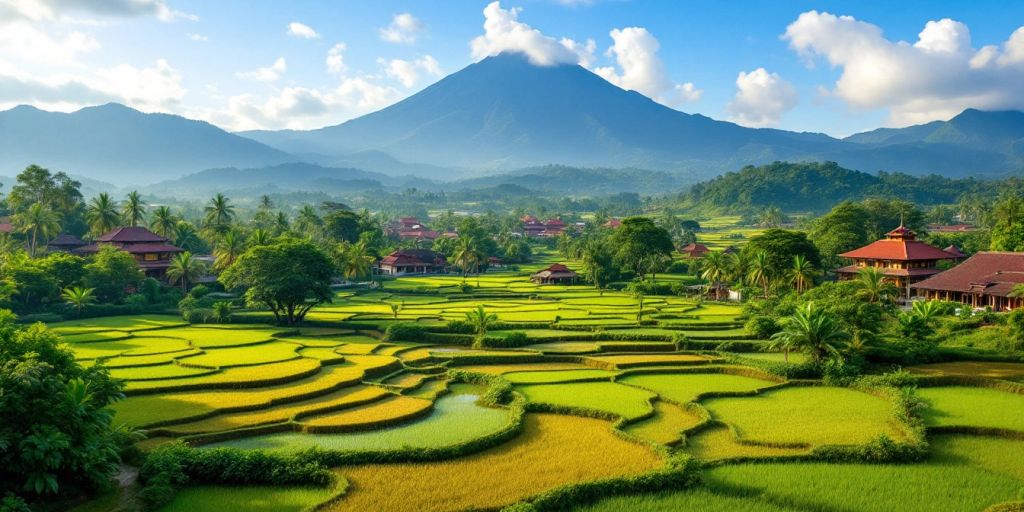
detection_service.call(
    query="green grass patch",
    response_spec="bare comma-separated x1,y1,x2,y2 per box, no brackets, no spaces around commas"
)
503,369,617,384
517,381,655,420
919,386,1024,432
159,485,339,512
622,400,701,445
620,372,776,404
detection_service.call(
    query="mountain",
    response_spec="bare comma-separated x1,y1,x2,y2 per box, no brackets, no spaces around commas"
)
144,162,406,199
450,165,687,196
843,109,1024,173
241,53,848,179
0,103,294,184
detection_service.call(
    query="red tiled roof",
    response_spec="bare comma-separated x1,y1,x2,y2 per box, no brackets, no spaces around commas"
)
96,226,167,243
398,230,439,239
944,245,966,258
604,219,621,228
379,249,445,267
680,243,710,257
77,243,183,254
47,233,87,247
911,252,1024,297
544,263,572,272
839,240,954,261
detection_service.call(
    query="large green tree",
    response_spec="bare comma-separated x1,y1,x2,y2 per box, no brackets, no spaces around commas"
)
85,193,121,236
83,246,143,303
742,229,821,277
220,239,334,325
0,317,126,507
610,216,674,278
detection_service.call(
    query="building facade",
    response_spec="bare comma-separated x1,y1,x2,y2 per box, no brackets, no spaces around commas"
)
835,224,956,299
377,249,447,275
911,252,1024,311
75,226,183,278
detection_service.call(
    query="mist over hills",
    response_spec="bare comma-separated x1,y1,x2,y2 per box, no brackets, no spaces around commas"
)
3,52,1024,190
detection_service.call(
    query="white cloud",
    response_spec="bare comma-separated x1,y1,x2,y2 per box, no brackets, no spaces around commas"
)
560,37,596,67
92,58,185,110
784,11,1024,125
726,67,798,127
286,21,319,39
381,55,442,88
206,77,402,131
379,12,424,44
326,43,346,74
236,57,286,82
187,32,207,42
0,0,196,22
470,1,580,65
0,20,99,65
593,27,702,106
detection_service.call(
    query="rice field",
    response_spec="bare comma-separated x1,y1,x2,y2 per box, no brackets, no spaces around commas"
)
54,259,1021,512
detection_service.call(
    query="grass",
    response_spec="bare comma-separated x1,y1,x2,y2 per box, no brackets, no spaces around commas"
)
159,485,340,512
299,395,432,430
125,358,322,392
177,342,301,367
155,326,282,348
503,369,618,384
456,362,593,374
702,386,906,446
517,381,656,420
619,372,776,404
576,488,795,512
212,385,509,452
683,425,808,461
110,364,218,381
919,386,1024,432
326,413,662,512
588,354,709,367
622,401,701,445
738,352,809,364
51,314,185,334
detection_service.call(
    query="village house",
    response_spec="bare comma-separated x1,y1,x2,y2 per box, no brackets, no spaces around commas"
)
912,252,1024,311
531,263,578,284
377,249,447,276
45,233,87,253
679,243,711,259
835,224,957,299
75,226,183,278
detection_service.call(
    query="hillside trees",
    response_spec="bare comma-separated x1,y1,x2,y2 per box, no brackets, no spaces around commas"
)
611,216,674,279
83,246,143,303
742,229,820,281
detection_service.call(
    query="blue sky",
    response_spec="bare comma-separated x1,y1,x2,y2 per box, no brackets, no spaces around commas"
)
3,0,1024,136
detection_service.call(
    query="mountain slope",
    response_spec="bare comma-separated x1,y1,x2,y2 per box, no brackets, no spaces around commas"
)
0,103,294,183
144,162,396,198
241,53,845,178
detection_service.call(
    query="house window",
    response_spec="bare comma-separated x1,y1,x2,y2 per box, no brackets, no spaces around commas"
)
144,253,158,261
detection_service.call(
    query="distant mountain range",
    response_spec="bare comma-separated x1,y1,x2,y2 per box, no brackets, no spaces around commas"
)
2,51,1024,188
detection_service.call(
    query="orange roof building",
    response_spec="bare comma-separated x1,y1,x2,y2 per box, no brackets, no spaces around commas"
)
835,224,957,299
531,263,578,284
679,243,710,259
911,252,1024,311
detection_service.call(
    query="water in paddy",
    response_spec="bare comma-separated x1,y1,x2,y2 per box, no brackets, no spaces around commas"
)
205,384,509,452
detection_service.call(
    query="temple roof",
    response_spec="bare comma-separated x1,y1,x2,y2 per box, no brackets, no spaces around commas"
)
911,252,1024,297
839,224,953,261
96,226,168,243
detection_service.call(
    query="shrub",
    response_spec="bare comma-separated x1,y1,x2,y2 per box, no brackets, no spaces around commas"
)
483,331,530,348
446,320,476,334
665,261,689,274
745,315,780,338
385,322,428,342
211,301,233,323
190,284,211,299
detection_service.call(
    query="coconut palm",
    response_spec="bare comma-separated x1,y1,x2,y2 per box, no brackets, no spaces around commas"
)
212,301,233,323
465,305,498,344
85,193,121,236
274,211,290,234
204,193,235,232
213,229,247,271
250,228,272,246
746,251,772,298
295,205,322,234
13,202,60,256
789,254,816,294
166,251,205,291
339,242,374,282
700,251,728,300
769,302,851,363
452,235,484,279
854,267,900,304
173,221,202,252
150,205,178,238
61,286,96,318
122,191,146,227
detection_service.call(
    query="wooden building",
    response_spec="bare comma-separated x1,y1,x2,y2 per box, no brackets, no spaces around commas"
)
911,252,1024,311
75,226,183,278
679,243,710,259
377,249,447,276
835,224,957,299
531,263,578,284
45,233,87,253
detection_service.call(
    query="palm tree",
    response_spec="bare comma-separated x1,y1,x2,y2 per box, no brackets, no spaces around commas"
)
250,228,272,246
854,267,900,304
173,221,202,253
339,242,374,282
465,305,498,347
274,211,291,234
166,251,205,291
122,191,146,226
453,235,484,279
61,286,96,318
746,251,772,298
150,205,178,238
769,302,851,363
204,193,235,232
213,229,247,271
13,203,60,256
789,254,816,294
580,239,609,291
85,193,121,236
295,205,321,234
700,251,728,300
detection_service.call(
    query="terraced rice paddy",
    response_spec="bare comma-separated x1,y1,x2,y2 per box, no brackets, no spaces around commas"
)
53,262,1022,512
326,414,663,512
